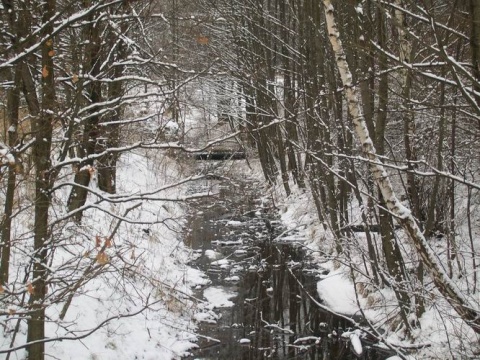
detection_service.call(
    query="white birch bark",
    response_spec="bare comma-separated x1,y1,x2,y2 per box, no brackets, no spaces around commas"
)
322,0,480,333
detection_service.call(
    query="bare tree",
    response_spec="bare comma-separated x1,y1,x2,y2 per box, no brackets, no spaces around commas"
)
322,0,480,334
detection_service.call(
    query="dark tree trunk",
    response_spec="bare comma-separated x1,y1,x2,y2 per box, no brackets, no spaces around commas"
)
0,64,20,285
374,6,413,332
27,0,56,358
97,3,129,194
470,0,480,118
0,0,24,285
68,4,103,220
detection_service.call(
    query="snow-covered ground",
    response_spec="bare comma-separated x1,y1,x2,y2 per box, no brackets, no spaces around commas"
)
275,185,480,359
0,83,240,359
40,138,477,359
0,146,216,359
42,150,212,360
44,84,253,360
2,80,478,360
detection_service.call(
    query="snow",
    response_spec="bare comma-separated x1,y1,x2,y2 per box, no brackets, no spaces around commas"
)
211,258,230,266
163,120,179,138
34,152,205,359
226,220,243,227
1,51,478,360
316,269,358,316
0,147,15,165
210,258,232,269
233,249,247,256
205,249,222,259
264,323,294,334
186,266,211,287
348,332,363,356
194,309,220,324
202,286,236,308
293,336,320,344
0,84,238,360
272,175,480,358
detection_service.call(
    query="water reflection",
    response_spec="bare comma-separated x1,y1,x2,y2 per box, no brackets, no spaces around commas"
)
183,180,391,360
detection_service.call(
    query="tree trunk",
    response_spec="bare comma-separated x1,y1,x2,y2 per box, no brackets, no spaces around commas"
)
279,0,304,189
27,0,56,358
67,3,103,220
323,0,480,334
0,0,30,286
373,7,413,330
97,5,128,194
391,0,426,321
0,64,20,285
470,0,480,116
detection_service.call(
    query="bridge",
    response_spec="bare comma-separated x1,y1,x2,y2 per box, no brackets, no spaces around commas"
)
193,149,246,160
186,118,246,161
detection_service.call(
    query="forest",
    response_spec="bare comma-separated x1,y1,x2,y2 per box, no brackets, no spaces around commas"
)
0,0,479,359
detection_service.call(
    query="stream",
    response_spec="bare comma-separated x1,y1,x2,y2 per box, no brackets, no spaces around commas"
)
183,176,394,360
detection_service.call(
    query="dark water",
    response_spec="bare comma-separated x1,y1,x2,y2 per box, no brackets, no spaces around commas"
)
183,178,394,360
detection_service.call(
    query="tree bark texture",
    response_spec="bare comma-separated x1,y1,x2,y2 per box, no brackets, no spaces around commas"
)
27,0,56,358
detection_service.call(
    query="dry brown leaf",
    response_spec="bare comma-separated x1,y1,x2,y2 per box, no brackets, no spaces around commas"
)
96,252,109,265
197,36,209,45
42,65,49,78
48,50,55,57
27,283,34,295
15,162,24,175
8,308,16,316
45,38,53,47
72,74,79,83
0,285,4,294
105,237,112,248
95,235,101,247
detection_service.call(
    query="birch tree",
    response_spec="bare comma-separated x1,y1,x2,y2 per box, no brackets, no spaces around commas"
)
322,0,480,334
